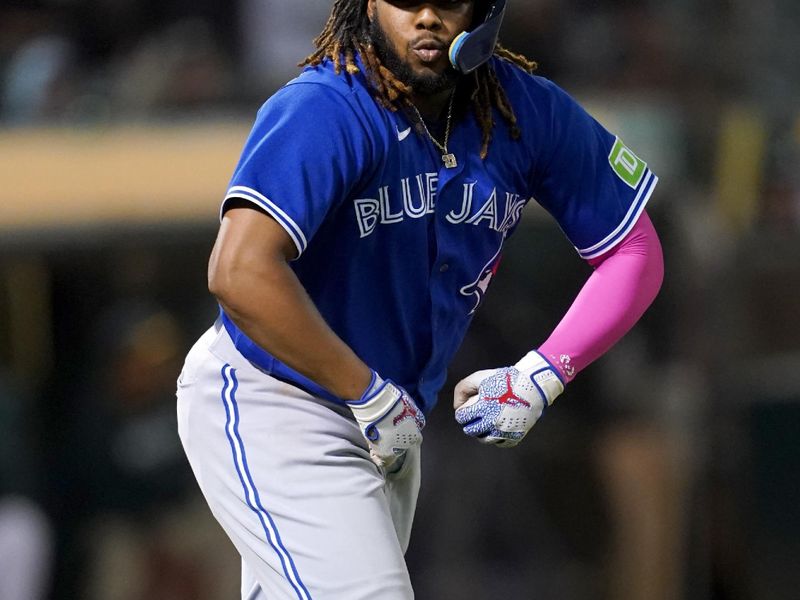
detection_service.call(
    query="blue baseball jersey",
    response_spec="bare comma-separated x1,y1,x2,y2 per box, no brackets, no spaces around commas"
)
219,56,658,414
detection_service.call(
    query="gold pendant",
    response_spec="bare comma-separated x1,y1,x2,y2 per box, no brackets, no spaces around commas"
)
442,153,457,169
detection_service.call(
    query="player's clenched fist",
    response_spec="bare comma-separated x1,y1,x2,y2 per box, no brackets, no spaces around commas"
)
453,351,565,447
347,372,425,469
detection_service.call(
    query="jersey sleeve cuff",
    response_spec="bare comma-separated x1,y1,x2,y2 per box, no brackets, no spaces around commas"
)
222,186,309,258
575,170,658,260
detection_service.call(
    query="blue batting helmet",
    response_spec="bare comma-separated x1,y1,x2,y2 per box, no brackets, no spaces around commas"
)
448,0,507,73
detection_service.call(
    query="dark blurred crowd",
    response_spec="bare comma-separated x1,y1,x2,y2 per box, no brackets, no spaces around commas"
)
1,1,799,600
3,0,797,127
1,0,238,123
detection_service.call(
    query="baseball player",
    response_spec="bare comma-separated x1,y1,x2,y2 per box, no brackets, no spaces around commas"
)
176,1,664,598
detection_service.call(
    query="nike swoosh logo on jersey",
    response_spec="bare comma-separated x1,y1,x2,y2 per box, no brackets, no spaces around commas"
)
397,126,412,141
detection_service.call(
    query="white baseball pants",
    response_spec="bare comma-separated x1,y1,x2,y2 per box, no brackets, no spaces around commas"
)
176,322,420,600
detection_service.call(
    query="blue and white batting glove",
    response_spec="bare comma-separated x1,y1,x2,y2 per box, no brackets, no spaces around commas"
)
347,371,425,468
453,351,564,447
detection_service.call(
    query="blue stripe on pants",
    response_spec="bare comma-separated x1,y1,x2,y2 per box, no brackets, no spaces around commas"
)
220,364,312,600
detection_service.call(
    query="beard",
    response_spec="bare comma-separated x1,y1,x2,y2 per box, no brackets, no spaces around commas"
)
369,17,460,96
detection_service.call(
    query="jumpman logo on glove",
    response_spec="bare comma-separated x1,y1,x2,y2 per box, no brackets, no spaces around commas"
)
453,351,564,447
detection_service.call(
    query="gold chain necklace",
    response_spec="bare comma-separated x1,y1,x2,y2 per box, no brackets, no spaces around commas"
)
410,91,457,169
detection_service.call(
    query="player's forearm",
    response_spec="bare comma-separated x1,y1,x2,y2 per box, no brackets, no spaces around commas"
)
211,257,372,401
538,211,664,381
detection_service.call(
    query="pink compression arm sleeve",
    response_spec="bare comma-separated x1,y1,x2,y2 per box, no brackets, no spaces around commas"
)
537,211,664,383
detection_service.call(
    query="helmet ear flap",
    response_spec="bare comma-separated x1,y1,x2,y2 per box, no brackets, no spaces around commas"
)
449,0,507,74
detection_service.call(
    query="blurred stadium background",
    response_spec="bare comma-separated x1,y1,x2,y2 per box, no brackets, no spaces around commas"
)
1,1,798,599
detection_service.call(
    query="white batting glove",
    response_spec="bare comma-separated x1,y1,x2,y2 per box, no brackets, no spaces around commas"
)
347,372,425,468
453,351,565,447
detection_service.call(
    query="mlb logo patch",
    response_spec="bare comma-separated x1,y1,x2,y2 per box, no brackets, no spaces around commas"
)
608,138,647,189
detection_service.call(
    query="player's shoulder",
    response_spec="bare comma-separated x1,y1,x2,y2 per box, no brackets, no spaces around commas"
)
287,60,362,96
491,57,569,108
261,60,377,120
490,58,590,142
245,59,382,160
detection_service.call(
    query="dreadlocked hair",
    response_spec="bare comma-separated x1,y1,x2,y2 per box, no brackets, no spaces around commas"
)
300,0,537,159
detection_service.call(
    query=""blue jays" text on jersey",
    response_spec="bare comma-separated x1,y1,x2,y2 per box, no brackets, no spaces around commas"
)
219,55,658,414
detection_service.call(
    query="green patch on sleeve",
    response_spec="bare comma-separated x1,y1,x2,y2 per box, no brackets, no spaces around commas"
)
608,138,647,189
